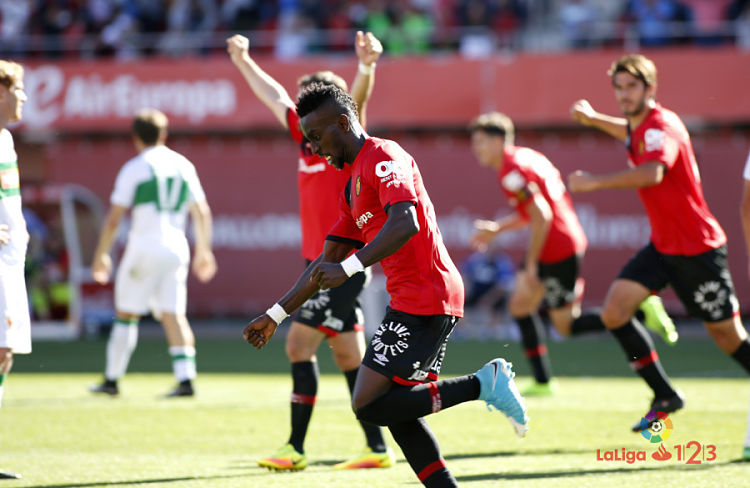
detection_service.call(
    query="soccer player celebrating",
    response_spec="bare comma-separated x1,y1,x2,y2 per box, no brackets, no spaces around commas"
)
0,59,28,480
469,111,677,396
243,83,529,488
569,54,750,431
89,109,217,398
226,32,393,470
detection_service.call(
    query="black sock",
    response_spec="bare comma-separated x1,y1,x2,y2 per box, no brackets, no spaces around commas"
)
516,314,552,383
356,376,480,426
611,319,676,399
634,309,646,323
731,339,750,375
344,368,386,452
389,418,458,488
288,361,318,453
570,308,606,335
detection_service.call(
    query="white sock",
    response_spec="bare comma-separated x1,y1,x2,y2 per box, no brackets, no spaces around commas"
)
105,320,139,380
169,346,196,382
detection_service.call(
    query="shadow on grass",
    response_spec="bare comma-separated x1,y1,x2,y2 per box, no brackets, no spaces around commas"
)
456,460,727,483
22,471,269,488
444,446,594,460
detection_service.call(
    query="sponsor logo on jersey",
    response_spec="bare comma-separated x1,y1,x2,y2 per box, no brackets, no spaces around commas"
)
644,128,665,152
355,211,374,229
501,169,525,192
371,320,411,360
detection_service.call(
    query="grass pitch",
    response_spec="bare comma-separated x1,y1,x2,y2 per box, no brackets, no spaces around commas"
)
2,333,749,487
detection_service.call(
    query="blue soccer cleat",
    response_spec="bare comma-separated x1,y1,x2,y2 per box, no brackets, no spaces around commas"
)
475,358,529,437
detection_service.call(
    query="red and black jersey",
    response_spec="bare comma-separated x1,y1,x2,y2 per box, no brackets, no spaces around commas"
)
627,104,726,256
287,108,352,260
327,137,464,317
498,145,587,264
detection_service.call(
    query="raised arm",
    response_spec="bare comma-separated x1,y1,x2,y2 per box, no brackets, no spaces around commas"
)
189,200,217,283
350,31,383,127
227,34,295,128
243,238,357,349
567,161,665,193
571,99,629,142
91,204,127,284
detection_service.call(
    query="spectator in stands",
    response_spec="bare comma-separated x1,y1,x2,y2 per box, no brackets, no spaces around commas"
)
159,0,218,57
558,0,602,48
621,0,693,47
680,0,734,45
0,0,32,58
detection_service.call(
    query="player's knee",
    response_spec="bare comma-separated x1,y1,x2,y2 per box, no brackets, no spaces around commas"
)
331,349,362,371
354,401,388,426
0,349,12,369
600,305,629,329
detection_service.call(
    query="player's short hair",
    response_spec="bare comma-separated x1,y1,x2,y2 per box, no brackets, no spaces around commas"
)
132,108,168,145
297,70,348,92
0,60,23,89
468,112,515,146
296,82,359,121
608,54,657,87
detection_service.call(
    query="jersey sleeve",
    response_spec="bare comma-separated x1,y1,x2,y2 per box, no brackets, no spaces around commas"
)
326,190,365,248
364,147,418,210
286,107,304,144
499,167,534,213
110,164,137,208
743,151,750,181
640,122,679,170
182,160,206,204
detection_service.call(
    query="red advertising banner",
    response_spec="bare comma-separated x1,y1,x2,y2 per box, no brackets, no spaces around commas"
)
17,47,750,133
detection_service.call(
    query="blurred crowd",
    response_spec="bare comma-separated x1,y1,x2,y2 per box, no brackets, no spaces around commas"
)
1,0,750,59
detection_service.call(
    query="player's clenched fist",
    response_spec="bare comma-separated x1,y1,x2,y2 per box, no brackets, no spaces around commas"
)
311,262,348,290
355,31,382,67
226,34,250,65
243,314,278,349
570,99,596,126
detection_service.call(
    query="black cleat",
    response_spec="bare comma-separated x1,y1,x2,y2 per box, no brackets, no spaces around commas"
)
89,379,119,396
0,470,22,479
166,380,194,398
631,390,685,432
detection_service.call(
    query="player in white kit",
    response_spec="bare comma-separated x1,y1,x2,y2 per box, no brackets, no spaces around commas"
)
0,59,29,479
89,108,216,397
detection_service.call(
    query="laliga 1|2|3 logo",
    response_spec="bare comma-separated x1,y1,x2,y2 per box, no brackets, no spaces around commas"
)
596,410,717,465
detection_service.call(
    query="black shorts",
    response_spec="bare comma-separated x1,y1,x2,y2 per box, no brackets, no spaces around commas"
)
292,263,368,336
618,243,739,322
538,254,581,309
362,307,459,385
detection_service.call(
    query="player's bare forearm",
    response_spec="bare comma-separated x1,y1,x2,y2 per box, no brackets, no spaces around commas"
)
351,31,382,127
571,99,628,142
525,194,552,269
569,163,663,193
355,201,418,267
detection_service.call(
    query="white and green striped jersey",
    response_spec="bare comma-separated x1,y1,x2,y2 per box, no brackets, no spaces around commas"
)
111,145,206,245
0,128,28,267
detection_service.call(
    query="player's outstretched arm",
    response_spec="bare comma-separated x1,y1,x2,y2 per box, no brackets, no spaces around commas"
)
471,214,526,251
244,239,355,349
570,99,628,142
350,31,383,127
91,205,127,284
226,34,295,128
189,200,217,283
568,161,664,193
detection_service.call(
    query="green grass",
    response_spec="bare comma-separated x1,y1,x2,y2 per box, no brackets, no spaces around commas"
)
2,335,749,487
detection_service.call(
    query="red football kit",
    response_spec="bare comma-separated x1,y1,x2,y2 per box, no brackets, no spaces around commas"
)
327,137,465,318
287,108,352,260
499,145,587,263
627,104,726,256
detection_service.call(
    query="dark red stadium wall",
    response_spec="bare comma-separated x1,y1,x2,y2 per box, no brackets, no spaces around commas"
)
40,130,750,316
15,48,750,316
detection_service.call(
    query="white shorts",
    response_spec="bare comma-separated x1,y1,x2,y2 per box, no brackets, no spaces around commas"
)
0,263,32,354
115,241,189,316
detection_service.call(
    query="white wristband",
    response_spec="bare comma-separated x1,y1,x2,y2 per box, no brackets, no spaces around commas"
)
358,61,375,75
265,303,288,325
340,253,365,277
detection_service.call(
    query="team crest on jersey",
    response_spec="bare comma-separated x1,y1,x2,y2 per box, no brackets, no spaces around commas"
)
501,170,525,192
355,175,361,196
